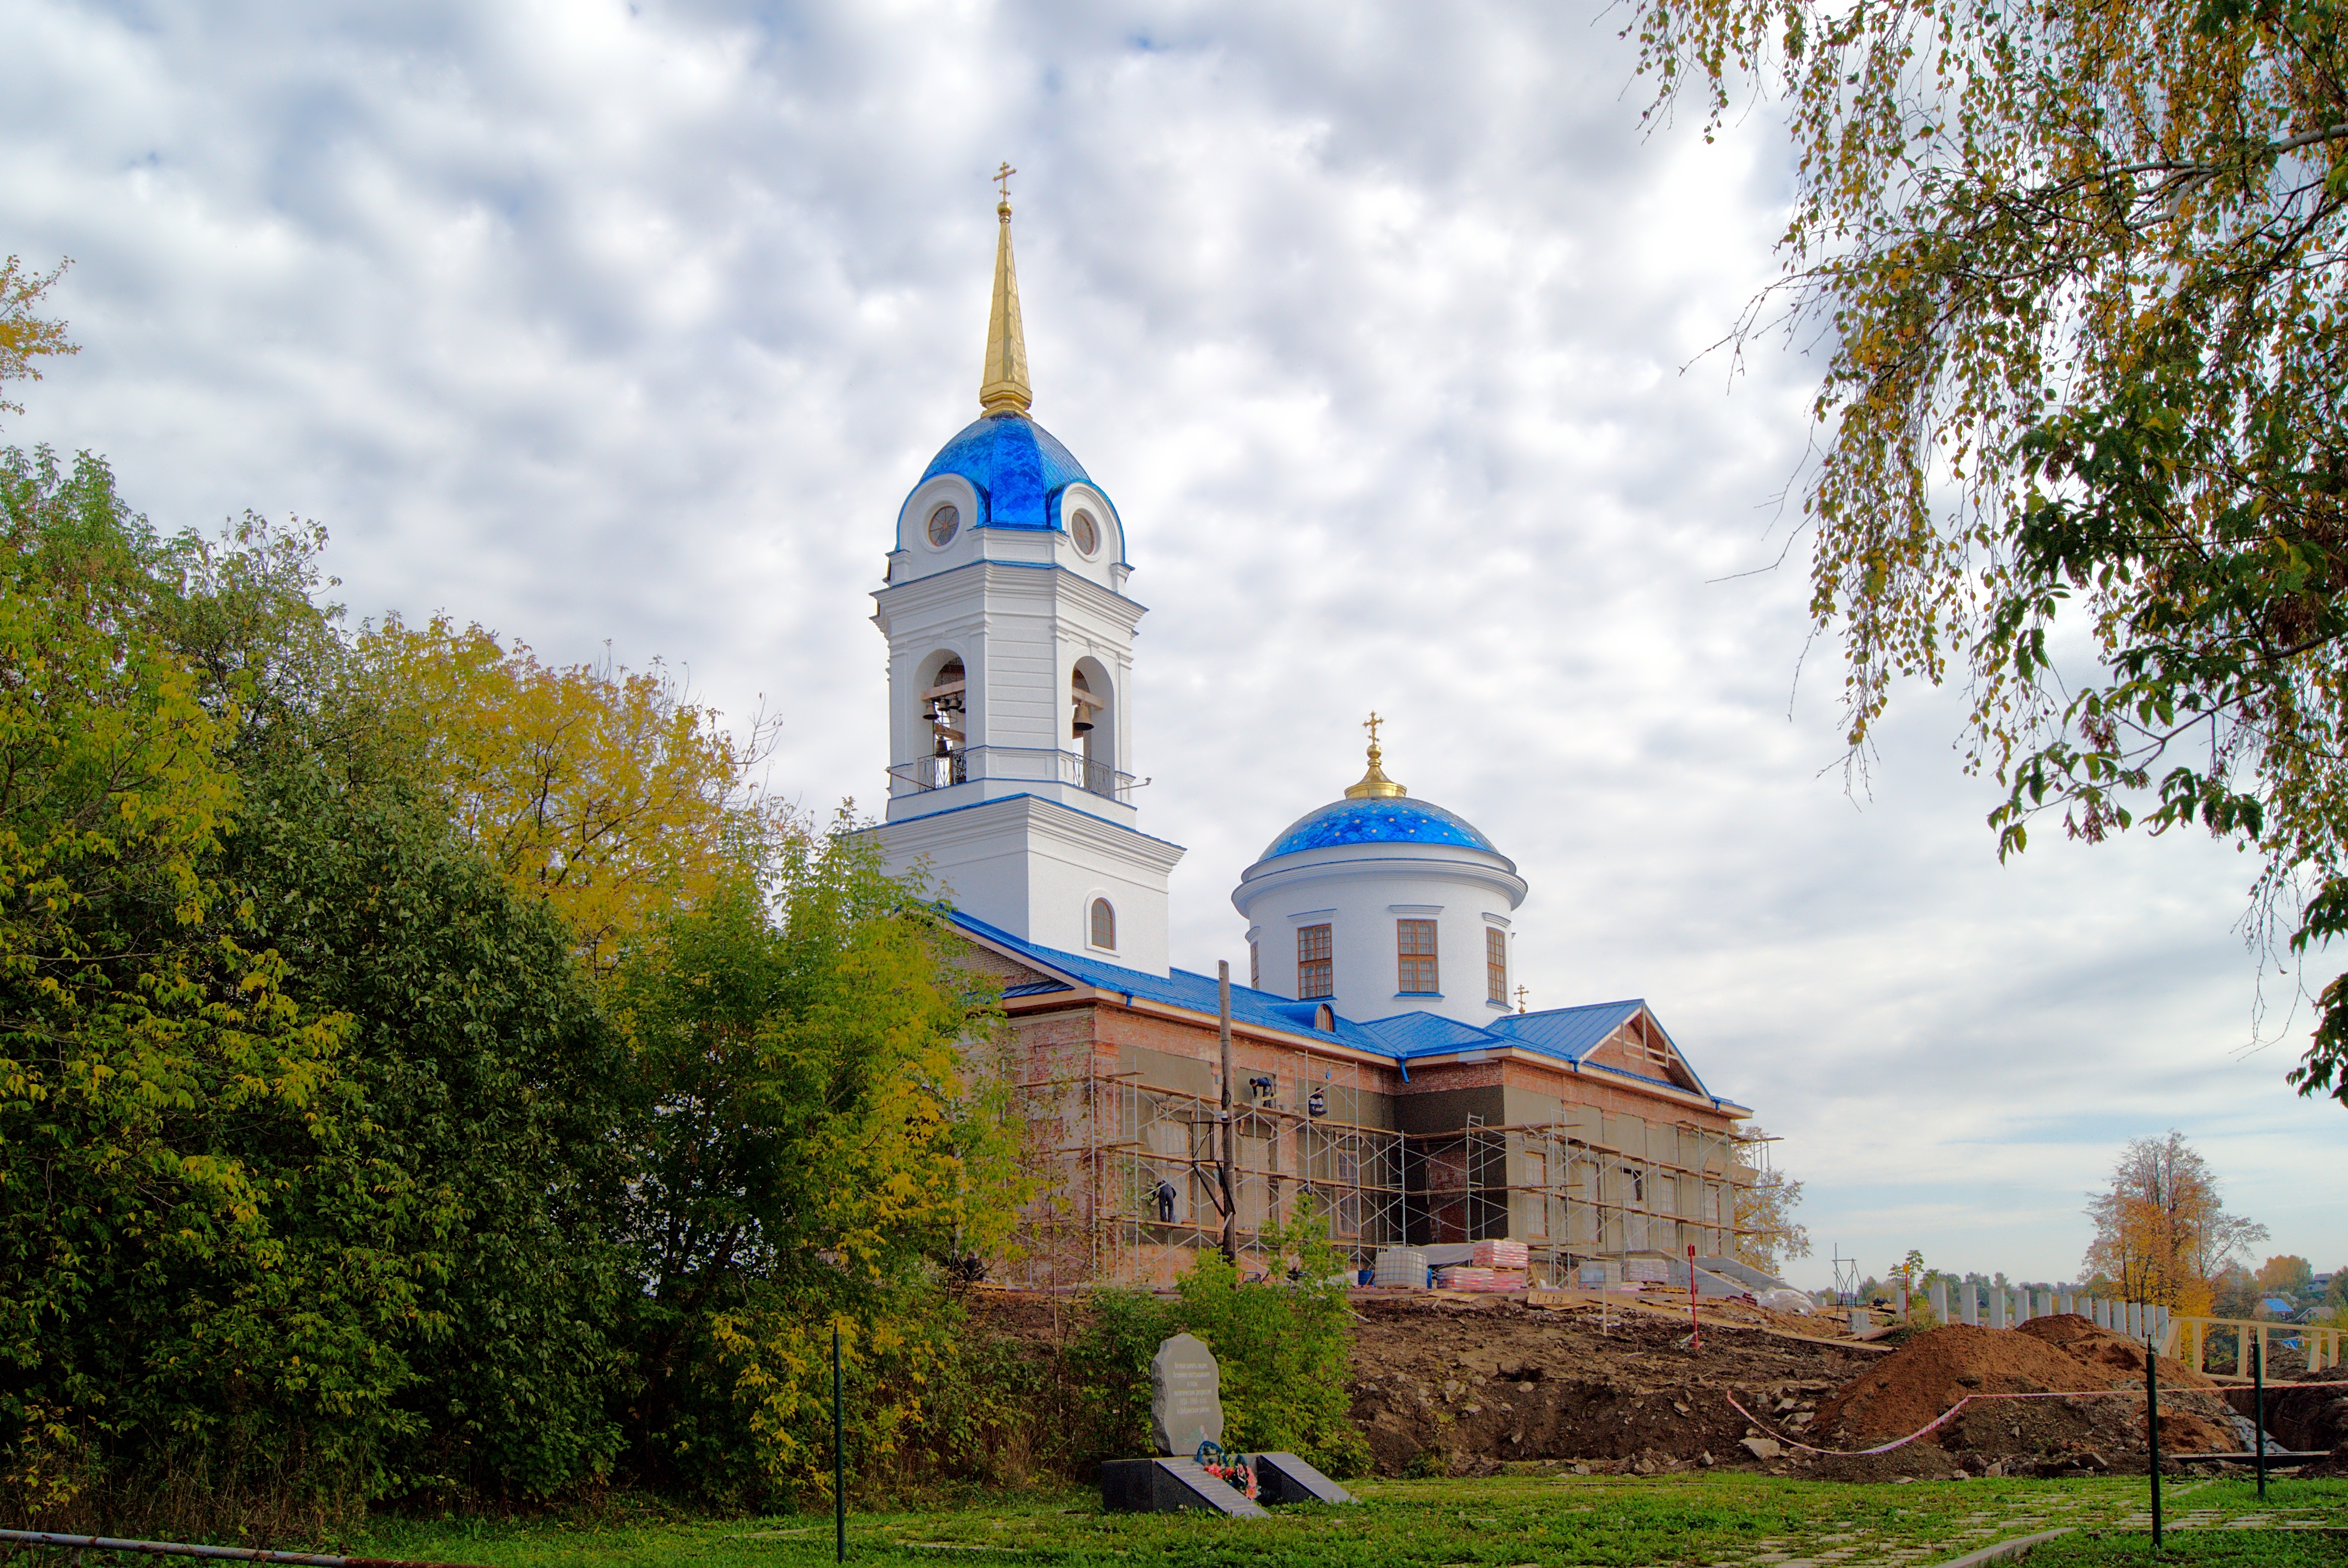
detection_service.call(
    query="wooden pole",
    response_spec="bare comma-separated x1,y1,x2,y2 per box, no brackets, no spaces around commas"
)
1218,961,1237,1263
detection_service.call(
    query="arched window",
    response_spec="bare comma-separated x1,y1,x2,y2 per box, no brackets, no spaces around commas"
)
1089,898,1116,950
1069,659,1114,796
922,655,967,787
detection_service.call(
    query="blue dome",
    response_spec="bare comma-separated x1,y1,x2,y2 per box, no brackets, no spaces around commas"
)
1259,796,1500,861
915,412,1112,536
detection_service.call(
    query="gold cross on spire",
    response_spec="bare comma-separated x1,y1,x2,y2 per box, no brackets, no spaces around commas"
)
978,161,1032,416
1344,709,1406,799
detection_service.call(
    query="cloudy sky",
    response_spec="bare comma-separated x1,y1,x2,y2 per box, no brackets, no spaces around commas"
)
5,0,2337,1290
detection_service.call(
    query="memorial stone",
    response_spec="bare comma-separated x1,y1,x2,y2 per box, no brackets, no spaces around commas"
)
1150,1333,1225,1457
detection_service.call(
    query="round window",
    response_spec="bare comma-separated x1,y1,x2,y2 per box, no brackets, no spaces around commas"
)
926,504,960,548
1070,509,1099,556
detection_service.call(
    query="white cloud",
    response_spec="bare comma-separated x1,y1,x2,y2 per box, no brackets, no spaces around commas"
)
2,0,2335,1288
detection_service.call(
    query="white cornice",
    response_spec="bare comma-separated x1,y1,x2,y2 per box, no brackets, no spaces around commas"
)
878,793,1184,872
874,559,1147,632
1235,851,1528,911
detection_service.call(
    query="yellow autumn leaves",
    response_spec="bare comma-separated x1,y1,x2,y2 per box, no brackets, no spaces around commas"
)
357,612,790,977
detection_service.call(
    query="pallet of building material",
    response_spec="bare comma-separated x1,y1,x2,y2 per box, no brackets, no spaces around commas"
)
1433,1265,1527,1292
1099,1457,1270,1516
1471,1239,1530,1270
1371,1247,1428,1288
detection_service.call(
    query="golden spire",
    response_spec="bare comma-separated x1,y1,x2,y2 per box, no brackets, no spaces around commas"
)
1344,710,1408,799
978,161,1032,417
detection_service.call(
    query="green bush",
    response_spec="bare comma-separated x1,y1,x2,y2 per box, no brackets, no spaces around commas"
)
1060,1202,1371,1480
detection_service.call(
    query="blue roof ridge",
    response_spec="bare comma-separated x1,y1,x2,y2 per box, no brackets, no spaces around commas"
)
939,911,1741,1109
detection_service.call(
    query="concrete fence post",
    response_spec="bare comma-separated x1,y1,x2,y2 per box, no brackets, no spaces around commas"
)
1931,1279,1949,1325
1961,1286,1979,1327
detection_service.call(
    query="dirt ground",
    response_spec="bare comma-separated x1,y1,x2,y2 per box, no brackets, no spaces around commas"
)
1340,1292,1885,1478
968,1290,2278,1483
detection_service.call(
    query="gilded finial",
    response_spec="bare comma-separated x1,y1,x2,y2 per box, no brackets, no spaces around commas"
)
1514,983,1529,1016
979,162,1032,417
1344,710,1407,799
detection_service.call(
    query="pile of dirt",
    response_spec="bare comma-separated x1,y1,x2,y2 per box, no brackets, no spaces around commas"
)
1341,1293,1880,1478
1812,1316,2236,1473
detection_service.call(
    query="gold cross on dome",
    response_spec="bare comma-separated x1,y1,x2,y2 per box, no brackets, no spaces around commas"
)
993,161,1018,205
1363,710,1383,749
1514,984,1530,1015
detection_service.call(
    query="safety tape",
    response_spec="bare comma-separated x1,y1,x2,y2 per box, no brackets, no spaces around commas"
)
1725,1378,2348,1459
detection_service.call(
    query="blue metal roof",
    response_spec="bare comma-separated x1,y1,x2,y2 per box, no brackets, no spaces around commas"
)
945,911,1735,1108
1258,795,1500,861
914,412,1118,546
944,911,1385,1051
1486,1000,1647,1058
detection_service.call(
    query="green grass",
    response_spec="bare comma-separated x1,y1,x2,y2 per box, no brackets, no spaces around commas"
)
2028,1532,2348,1565
340,1474,2348,1568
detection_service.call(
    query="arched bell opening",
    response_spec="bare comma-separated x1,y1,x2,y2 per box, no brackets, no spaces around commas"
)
1069,656,1116,797
920,651,968,789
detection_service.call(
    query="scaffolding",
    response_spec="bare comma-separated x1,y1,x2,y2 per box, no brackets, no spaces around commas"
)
999,1041,1764,1288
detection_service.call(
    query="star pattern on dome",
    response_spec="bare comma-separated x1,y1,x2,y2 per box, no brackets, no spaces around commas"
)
1260,796,1499,860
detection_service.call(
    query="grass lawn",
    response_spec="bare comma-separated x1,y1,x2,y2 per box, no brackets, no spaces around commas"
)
348,1473,2348,1568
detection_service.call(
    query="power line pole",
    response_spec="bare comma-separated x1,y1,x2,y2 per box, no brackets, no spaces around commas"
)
1219,960,1237,1263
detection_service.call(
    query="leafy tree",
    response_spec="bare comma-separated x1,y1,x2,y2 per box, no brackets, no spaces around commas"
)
1731,1127,1810,1273
356,614,777,975
0,447,360,1521
1632,0,2348,1100
2257,1254,2315,1295
223,761,633,1501
2214,1261,2263,1319
2084,1131,2268,1314
0,451,641,1526
611,826,1026,1503
0,259,74,420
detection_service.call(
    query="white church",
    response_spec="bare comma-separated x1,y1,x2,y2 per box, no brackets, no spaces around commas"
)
860,181,1756,1287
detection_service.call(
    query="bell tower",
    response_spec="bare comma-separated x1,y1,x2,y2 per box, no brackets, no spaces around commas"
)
865,174,1184,974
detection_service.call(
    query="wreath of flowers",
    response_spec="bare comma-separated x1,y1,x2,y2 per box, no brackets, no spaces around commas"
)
1193,1438,1258,1499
